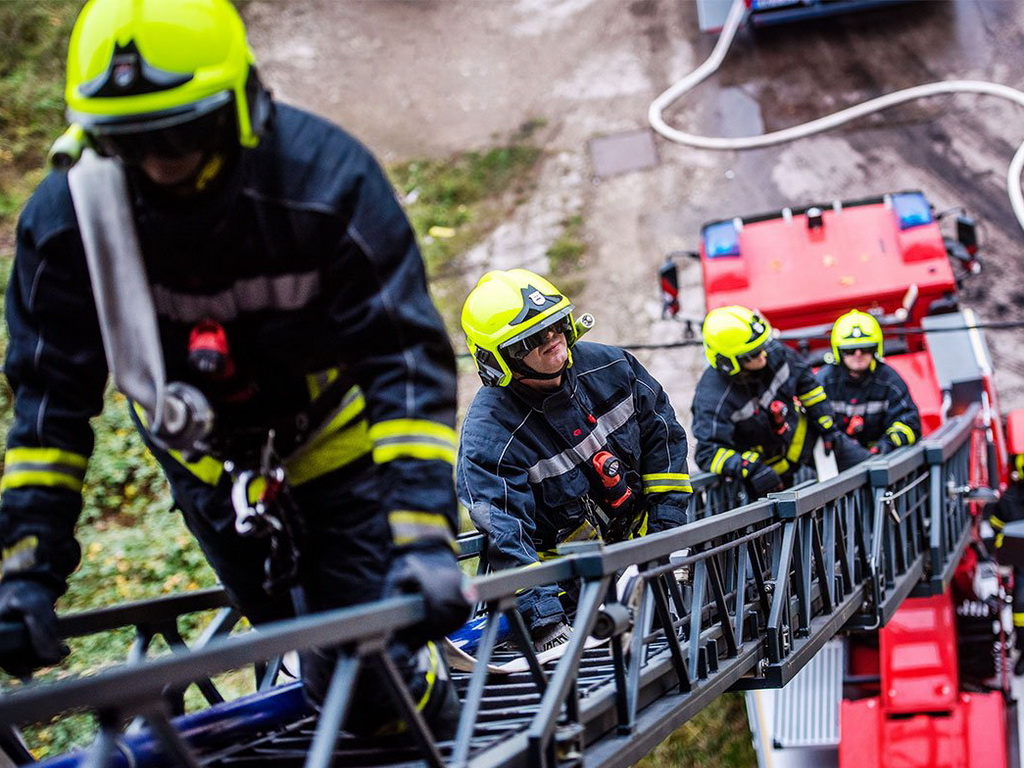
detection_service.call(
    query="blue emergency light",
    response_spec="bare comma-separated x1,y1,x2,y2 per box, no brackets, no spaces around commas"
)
703,220,741,258
891,192,932,230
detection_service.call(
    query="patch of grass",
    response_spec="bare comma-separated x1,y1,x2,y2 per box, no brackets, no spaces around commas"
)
390,144,543,274
638,693,757,768
546,213,588,297
388,142,544,332
547,214,587,276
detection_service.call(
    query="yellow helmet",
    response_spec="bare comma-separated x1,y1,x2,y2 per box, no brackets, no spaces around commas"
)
702,306,773,375
65,0,271,155
462,269,579,387
830,310,883,364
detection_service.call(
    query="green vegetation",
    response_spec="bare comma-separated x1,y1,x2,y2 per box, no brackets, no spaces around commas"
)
640,694,757,767
388,137,544,335
547,213,588,298
0,1,84,227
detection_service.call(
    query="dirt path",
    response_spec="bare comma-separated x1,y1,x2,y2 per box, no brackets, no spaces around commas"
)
245,0,1024,429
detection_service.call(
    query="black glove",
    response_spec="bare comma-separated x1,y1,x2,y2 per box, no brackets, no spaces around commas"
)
0,580,68,678
831,432,872,470
384,543,471,648
744,463,783,497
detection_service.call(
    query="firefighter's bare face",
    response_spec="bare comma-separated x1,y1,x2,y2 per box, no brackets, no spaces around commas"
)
519,330,568,387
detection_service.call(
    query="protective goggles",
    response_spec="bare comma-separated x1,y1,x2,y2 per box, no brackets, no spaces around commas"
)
840,346,876,357
736,343,768,364
88,96,235,163
503,318,573,360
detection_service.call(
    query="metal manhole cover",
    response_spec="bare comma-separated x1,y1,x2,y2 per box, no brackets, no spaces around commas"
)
588,129,660,179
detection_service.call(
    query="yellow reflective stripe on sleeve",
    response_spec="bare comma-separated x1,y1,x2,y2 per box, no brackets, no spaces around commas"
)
817,415,835,431
369,419,456,465
710,448,736,475
990,516,1005,530
388,510,455,548
799,386,827,407
1014,612,1024,628
886,422,917,447
642,472,693,493
1,447,89,493
766,457,791,475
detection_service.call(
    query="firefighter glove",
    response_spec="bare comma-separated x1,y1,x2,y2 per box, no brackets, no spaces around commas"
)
0,580,68,679
830,433,872,471
745,463,783,497
384,542,471,649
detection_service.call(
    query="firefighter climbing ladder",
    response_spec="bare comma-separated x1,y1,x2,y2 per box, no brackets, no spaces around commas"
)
0,402,985,767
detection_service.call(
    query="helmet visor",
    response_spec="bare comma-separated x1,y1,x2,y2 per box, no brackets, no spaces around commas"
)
86,93,235,162
502,317,573,361
839,345,876,357
736,341,768,364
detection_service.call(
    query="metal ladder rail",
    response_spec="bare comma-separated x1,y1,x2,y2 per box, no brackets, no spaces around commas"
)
0,411,982,768
563,408,981,768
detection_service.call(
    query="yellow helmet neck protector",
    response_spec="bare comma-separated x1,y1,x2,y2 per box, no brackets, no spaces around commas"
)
831,309,884,367
65,0,271,152
702,306,773,376
462,269,579,387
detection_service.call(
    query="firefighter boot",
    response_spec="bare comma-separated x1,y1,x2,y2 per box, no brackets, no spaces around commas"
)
416,642,461,741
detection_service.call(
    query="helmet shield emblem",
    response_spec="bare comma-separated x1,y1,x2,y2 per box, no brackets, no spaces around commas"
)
511,285,563,325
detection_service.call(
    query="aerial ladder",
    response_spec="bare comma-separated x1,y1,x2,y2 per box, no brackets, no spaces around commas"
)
0,396,1005,767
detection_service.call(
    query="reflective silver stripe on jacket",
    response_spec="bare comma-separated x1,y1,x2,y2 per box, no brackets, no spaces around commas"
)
831,400,887,417
152,271,321,323
729,363,791,423
526,396,635,483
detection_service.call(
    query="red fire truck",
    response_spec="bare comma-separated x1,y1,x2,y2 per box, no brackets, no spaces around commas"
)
680,190,1019,767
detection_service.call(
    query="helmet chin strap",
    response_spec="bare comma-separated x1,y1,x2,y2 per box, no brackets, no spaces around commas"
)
510,357,567,382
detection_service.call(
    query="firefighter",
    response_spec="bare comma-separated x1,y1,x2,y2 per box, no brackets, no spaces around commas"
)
990,451,1024,676
817,310,920,454
457,269,692,651
692,306,867,497
0,0,468,737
